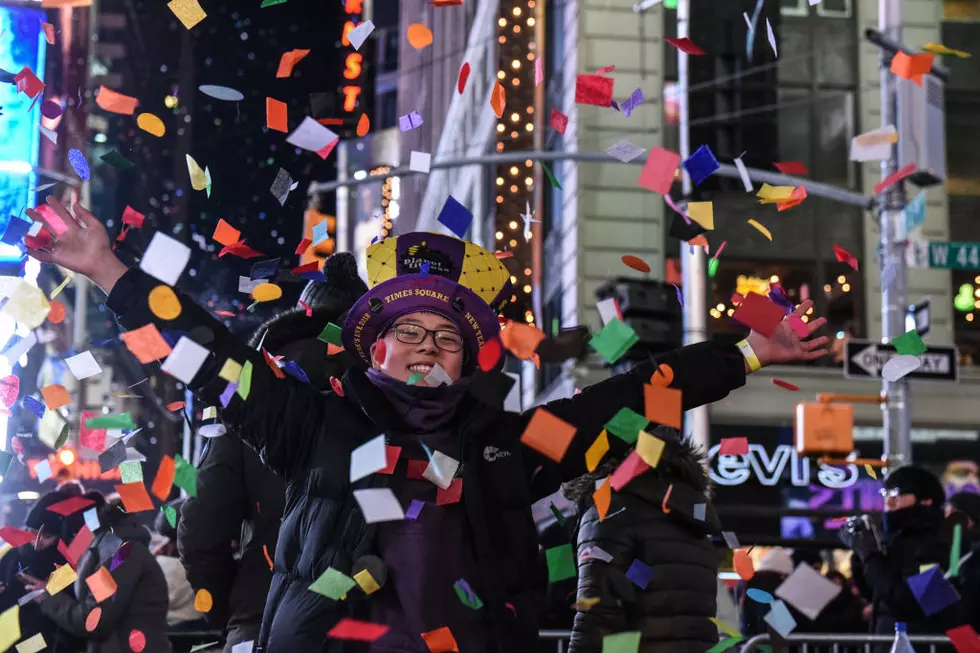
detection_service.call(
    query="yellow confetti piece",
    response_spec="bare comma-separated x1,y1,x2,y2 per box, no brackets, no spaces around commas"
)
186,154,208,191
148,285,182,320
711,617,741,639
111,393,143,399
585,430,609,472
50,274,72,300
202,406,217,420
746,219,772,241
219,359,243,383
922,42,971,59
920,563,938,573
137,113,166,137
756,183,794,203
0,605,20,653
194,588,213,612
687,201,714,230
354,569,381,595
865,463,877,479
46,564,78,596
572,596,601,611
168,0,207,29
636,430,666,468
251,283,283,303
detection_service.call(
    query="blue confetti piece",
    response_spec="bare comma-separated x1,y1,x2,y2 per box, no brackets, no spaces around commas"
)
747,588,775,604
282,360,310,384
406,499,424,520
161,330,189,348
2,218,31,245
626,559,654,589
693,502,705,520
219,382,237,408
682,144,720,186
673,283,683,309
436,196,473,239
300,271,326,282
746,0,765,63
419,261,430,279
68,148,90,181
23,395,45,418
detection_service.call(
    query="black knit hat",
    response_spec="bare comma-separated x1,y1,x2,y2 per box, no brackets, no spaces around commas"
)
297,252,368,313
885,465,945,506
25,490,72,536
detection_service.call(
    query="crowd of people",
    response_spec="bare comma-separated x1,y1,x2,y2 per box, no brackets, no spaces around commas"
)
0,200,978,652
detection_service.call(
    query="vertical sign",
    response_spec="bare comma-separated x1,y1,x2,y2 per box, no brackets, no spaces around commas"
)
341,0,365,114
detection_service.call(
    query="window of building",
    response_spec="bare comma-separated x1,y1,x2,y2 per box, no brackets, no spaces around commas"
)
944,0,980,21
538,292,564,392
376,89,397,130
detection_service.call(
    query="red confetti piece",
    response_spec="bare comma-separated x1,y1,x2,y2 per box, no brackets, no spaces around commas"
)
621,254,651,273
665,37,705,55
214,310,236,317
874,163,916,196
478,339,502,371
166,401,186,411
85,607,102,632
263,544,273,571
129,629,146,653
294,238,312,255
457,62,471,94
773,161,809,176
549,108,568,135
833,244,859,271
494,250,513,260
595,64,615,75
330,376,344,397
298,300,313,317
292,261,320,275
771,378,800,391
219,241,264,259
329,618,389,642
0,375,19,408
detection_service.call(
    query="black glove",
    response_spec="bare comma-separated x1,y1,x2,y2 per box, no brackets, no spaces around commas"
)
838,516,881,560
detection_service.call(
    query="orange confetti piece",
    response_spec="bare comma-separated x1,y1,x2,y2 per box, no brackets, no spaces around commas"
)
194,588,213,612
661,482,673,514
421,626,459,653
41,22,55,44
85,567,118,602
266,97,288,133
120,324,173,364
137,113,166,137
151,454,176,501
890,50,935,86
41,384,72,410
95,86,138,115
520,408,576,463
407,23,433,49
214,310,236,317
166,401,186,411
644,383,682,430
85,607,102,632
621,254,651,273
649,363,674,387
276,48,310,78
594,480,611,521
263,544,273,571
115,482,154,513
356,113,370,137
212,219,241,246
733,549,755,581
490,81,506,119
47,300,66,324
500,321,545,360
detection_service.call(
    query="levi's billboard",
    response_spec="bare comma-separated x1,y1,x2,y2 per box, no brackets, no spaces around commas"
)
707,443,858,489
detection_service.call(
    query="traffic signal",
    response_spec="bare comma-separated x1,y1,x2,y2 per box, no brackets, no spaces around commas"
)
301,207,337,267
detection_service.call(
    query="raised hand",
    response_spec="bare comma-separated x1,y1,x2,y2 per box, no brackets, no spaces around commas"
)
747,299,830,367
25,197,128,294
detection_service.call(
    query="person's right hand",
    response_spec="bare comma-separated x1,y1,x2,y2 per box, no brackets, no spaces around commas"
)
26,197,128,294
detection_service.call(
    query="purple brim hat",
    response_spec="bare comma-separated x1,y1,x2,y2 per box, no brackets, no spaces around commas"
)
342,232,513,367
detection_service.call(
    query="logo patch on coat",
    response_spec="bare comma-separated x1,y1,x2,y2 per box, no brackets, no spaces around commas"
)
483,445,512,463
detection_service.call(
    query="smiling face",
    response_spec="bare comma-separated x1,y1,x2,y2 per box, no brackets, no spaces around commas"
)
369,311,465,384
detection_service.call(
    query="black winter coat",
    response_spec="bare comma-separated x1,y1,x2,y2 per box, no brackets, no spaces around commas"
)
39,518,172,653
106,267,747,653
177,305,352,646
567,438,723,653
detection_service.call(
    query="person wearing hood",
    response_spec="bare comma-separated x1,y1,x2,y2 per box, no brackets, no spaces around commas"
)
562,427,723,653
176,253,366,652
947,492,980,631
739,548,797,637
843,465,972,642
22,494,173,653
26,197,830,652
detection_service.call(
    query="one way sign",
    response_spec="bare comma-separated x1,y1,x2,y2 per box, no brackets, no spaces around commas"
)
844,339,959,382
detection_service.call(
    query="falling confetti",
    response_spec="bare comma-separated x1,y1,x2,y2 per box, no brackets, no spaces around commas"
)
68,149,90,181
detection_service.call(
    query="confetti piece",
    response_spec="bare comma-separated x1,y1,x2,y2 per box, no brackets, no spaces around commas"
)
436,195,473,238
602,631,641,653
276,49,310,78
148,285,182,320
47,563,78,595
683,145,720,186
734,549,755,581
747,218,771,241
636,430,666,467
136,113,165,137
120,324,173,364
129,629,147,653
266,97,288,132
40,383,70,410
865,464,877,479
356,113,370,137
541,161,562,189
643,384,681,430
478,339,502,371
457,62,470,94
731,292,784,338
69,149,91,181
348,20,375,50
490,81,506,118
151,454,176,500
574,74,614,107
665,36,705,55
833,244,859,271
85,607,101,632
890,51,935,86
95,86,138,114
421,626,459,653
771,378,799,391
167,0,207,29
687,201,714,230
650,363,674,387
922,42,971,58
199,85,244,101
621,254,650,273
545,544,576,582
407,23,433,49
585,430,609,472
549,108,568,134
874,163,917,195
328,618,389,642
14,66,44,99
521,408,576,462
0,376,18,409
186,154,208,191
637,146,680,194
41,99,62,119
194,589,213,612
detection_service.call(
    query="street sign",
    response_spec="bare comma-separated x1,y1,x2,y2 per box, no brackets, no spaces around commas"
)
844,339,959,382
907,241,980,270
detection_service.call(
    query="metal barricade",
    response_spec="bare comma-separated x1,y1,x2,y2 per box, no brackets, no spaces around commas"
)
539,630,573,653
741,633,951,653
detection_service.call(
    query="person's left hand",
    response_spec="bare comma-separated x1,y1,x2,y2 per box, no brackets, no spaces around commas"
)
747,299,830,368
17,572,46,602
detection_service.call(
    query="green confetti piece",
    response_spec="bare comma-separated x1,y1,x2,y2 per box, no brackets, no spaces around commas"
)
237,360,253,400
588,318,638,364
541,161,562,189
163,504,177,529
119,460,143,484
54,422,70,450
707,637,745,653
407,373,423,386
549,502,567,527
604,407,648,444
309,567,356,600
892,328,927,356
663,0,677,8
85,412,136,430
545,543,576,582
100,150,134,170
950,523,963,577
206,184,212,199
601,631,641,653
708,257,720,278
453,579,483,610
173,454,198,497
317,322,343,346
260,0,288,5
190,643,221,653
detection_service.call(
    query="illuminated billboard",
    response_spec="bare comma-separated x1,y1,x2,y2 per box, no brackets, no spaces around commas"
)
0,5,47,261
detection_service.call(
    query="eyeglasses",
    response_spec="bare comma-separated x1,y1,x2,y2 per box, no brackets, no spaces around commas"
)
390,323,464,353
879,487,903,499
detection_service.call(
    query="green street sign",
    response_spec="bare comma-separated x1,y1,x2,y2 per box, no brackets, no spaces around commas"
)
907,241,980,270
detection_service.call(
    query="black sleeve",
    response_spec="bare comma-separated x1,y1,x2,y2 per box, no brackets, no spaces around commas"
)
176,436,245,627
859,552,930,622
106,267,325,476
533,341,746,481
569,506,633,649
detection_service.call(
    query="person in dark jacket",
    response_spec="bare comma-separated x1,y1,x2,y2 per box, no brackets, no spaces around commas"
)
26,198,830,653
23,495,174,653
563,428,723,653
844,466,972,645
739,548,795,637
947,492,980,631
177,253,366,652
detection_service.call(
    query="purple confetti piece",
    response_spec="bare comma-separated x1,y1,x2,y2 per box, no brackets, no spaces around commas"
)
23,395,45,419
406,499,424,520
282,360,309,384
40,100,62,120
419,261,431,279
621,88,644,117
110,541,134,571
673,284,683,308
219,382,237,408
609,99,620,112
664,193,693,225
68,148,90,181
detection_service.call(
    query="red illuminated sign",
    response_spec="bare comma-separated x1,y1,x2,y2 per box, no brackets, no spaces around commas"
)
342,0,364,114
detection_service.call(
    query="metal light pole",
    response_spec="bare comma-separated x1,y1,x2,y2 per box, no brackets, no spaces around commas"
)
677,0,710,453
877,0,912,470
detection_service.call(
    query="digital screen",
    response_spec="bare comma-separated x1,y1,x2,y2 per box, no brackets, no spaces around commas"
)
0,5,47,262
